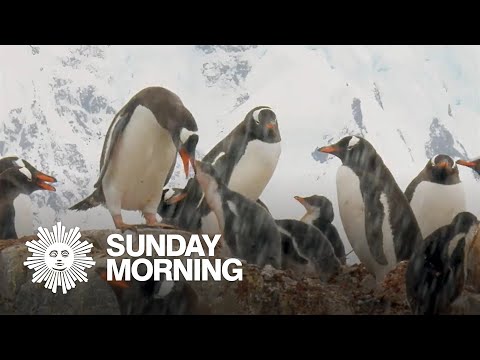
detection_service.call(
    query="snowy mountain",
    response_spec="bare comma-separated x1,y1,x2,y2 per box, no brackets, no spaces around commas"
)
1,45,480,264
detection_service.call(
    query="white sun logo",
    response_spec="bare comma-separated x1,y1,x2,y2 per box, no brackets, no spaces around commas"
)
23,222,96,295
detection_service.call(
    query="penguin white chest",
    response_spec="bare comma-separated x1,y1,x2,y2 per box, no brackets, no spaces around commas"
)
228,140,281,201
409,181,466,238
336,166,384,277
102,105,177,213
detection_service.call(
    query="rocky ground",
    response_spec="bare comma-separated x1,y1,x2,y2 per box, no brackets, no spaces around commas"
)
1,228,480,315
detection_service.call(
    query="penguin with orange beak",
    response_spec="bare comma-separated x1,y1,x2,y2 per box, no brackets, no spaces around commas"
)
405,154,466,239
0,158,57,239
69,87,199,231
294,195,346,264
456,157,480,175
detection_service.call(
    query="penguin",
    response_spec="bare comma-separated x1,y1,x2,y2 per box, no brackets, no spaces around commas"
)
456,157,480,175
318,135,423,281
194,160,282,269
405,212,478,315
294,195,346,264
405,154,466,239
275,219,342,281
96,268,209,315
69,87,199,231
158,106,281,234
0,163,56,240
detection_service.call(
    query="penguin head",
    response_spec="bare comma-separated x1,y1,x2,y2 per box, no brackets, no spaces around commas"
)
456,157,480,175
245,106,281,143
294,195,334,223
0,163,56,196
318,135,375,169
426,154,459,182
451,212,478,235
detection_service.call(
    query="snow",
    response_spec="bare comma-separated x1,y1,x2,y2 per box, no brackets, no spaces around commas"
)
1,45,480,265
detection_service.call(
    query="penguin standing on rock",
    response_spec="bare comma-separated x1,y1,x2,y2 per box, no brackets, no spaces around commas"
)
194,160,282,269
0,162,57,240
294,195,346,264
318,136,423,281
405,154,466,239
158,106,281,234
69,87,199,231
406,212,478,315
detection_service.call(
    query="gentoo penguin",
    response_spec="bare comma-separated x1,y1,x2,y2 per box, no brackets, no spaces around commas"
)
405,212,478,315
69,87,199,231
294,195,346,264
456,157,480,175
96,268,209,315
275,219,342,281
158,106,281,234
194,160,282,268
0,164,56,240
318,135,422,281
405,154,466,239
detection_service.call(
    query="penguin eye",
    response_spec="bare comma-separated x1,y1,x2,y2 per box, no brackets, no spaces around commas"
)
347,136,360,149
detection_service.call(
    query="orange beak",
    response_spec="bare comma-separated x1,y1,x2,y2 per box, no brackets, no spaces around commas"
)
266,123,276,129
436,161,451,169
35,172,57,192
166,192,187,204
456,160,476,168
318,146,338,154
179,148,191,178
98,270,130,289
294,195,307,207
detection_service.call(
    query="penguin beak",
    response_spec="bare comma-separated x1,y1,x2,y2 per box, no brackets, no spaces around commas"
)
436,161,451,169
294,196,307,207
98,269,130,289
318,146,339,154
166,192,187,204
34,172,57,192
456,160,476,168
179,148,194,178
266,123,276,130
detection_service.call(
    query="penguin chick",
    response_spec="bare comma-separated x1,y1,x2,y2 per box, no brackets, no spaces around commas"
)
194,160,282,269
276,219,342,281
405,154,466,239
0,165,56,240
294,195,346,264
406,212,479,315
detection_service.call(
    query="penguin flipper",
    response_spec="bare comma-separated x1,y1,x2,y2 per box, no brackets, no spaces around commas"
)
95,107,134,189
69,189,105,211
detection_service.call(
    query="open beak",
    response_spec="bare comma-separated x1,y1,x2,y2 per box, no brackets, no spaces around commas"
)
456,159,476,168
179,148,194,178
34,172,57,192
318,145,339,154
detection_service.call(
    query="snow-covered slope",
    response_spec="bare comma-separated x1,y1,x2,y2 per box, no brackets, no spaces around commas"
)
1,45,480,264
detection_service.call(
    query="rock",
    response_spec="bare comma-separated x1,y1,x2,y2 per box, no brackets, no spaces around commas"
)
467,229,480,292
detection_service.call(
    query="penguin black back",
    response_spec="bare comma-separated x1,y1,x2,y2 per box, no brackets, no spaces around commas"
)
276,219,342,281
194,160,282,269
406,212,478,315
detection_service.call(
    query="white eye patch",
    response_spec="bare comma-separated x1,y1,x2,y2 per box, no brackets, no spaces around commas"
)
180,128,197,144
14,159,26,167
347,136,360,148
431,154,439,166
212,152,225,166
19,167,32,181
252,107,272,124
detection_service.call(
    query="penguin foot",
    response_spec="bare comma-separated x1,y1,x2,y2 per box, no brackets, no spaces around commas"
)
112,215,137,232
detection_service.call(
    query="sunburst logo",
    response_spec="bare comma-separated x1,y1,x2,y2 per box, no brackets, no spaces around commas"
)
23,222,96,294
